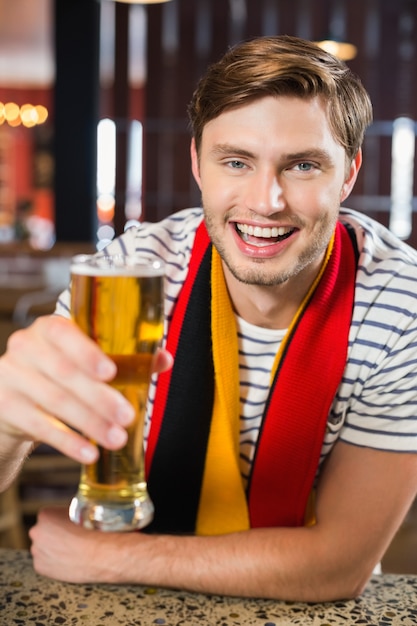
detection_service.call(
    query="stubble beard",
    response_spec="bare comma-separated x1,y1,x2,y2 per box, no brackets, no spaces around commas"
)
203,208,336,288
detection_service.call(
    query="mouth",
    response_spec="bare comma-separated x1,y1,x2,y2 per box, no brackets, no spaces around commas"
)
235,222,296,247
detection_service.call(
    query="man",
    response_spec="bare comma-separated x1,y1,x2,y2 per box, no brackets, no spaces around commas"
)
1,35,417,602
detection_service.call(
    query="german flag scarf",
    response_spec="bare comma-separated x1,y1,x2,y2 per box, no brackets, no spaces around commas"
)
145,219,357,535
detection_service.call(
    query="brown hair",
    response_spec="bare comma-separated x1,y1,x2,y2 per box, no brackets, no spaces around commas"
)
188,35,373,161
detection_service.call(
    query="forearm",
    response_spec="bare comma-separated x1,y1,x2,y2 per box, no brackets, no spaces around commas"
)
106,525,371,602
30,445,417,601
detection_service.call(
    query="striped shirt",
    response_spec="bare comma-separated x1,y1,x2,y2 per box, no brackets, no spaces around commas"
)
56,207,417,483
236,317,285,487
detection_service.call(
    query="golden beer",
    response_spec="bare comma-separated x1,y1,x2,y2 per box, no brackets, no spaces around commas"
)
69,255,164,531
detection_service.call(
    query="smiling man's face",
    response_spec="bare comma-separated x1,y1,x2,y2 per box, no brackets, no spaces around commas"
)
191,95,359,290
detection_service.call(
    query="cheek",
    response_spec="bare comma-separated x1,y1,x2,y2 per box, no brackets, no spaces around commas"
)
308,182,343,214
202,176,238,209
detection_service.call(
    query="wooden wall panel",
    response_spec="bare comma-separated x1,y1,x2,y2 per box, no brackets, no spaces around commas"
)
142,0,417,246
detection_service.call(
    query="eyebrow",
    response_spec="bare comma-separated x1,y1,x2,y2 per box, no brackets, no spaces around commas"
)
281,149,335,164
209,143,256,158
208,144,335,165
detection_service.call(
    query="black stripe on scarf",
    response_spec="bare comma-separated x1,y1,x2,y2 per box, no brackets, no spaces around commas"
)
145,245,214,534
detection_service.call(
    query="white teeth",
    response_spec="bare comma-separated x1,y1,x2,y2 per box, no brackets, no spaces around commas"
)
236,223,292,238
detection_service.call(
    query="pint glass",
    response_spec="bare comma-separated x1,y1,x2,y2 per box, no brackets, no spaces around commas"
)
68,253,164,531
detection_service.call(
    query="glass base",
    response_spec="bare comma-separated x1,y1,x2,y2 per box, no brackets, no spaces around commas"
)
69,493,154,532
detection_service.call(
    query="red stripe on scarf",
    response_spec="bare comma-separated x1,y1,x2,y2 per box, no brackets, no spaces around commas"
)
248,222,356,527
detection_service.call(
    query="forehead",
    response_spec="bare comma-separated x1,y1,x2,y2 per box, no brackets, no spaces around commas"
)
200,95,340,154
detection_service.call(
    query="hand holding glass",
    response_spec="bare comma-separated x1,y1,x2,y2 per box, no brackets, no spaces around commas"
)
69,254,164,531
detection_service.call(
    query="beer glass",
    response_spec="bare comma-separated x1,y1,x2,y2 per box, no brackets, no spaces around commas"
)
68,253,164,531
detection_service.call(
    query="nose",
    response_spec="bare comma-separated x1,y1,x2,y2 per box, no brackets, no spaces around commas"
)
244,169,286,216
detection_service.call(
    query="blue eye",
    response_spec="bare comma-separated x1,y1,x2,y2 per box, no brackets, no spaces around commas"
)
229,160,245,169
297,162,313,171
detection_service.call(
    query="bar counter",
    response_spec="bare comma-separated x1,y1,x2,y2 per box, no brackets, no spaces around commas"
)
1,548,417,625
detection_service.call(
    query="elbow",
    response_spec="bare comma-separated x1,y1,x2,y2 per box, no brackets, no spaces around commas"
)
263,567,373,603
340,576,369,600
323,566,374,602
292,562,375,602
306,540,380,601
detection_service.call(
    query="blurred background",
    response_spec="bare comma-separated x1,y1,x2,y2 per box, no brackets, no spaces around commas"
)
0,0,417,570
0,0,416,249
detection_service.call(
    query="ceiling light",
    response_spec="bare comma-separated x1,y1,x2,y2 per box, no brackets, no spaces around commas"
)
111,0,172,4
315,38,358,61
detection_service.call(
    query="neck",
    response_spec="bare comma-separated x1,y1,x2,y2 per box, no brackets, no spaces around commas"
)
222,259,324,330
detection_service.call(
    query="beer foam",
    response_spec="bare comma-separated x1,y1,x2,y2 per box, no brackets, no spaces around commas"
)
70,254,164,277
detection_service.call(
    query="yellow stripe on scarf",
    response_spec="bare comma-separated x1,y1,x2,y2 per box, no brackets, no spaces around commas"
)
196,232,335,535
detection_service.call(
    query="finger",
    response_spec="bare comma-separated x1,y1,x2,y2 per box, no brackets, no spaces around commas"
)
1,323,134,453
152,348,174,374
20,343,134,426
0,388,99,463
0,376,131,462
10,316,117,381
0,359,131,450
7,317,135,426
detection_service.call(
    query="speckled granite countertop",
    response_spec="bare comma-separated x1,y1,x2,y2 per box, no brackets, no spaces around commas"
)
1,549,417,625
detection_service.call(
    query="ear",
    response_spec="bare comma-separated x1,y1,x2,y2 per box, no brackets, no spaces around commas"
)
190,138,202,190
340,149,362,203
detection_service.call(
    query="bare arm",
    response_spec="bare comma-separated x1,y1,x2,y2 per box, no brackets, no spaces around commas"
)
30,441,417,601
